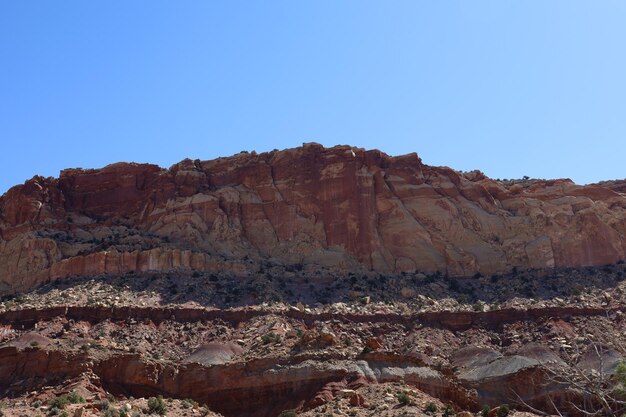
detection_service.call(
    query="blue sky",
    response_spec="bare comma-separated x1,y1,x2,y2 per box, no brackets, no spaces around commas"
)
1,1,625,194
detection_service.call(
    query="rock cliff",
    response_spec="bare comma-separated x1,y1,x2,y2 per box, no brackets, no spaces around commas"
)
1,143,625,293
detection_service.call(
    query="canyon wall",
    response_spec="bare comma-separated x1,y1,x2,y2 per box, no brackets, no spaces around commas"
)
1,143,625,293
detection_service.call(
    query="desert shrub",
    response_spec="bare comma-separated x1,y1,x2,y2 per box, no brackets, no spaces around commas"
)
614,360,626,397
48,392,84,409
397,392,410,405
497,404,510,417
182,399,198,409
424,402,437,413
147,396,167,415
104,408,120,417
262,332,281,344
278,410,297,417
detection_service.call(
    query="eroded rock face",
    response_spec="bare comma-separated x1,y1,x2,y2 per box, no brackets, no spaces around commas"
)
0,344,477,417
1,143,626,293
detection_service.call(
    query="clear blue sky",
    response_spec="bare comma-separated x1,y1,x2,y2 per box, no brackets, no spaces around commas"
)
2,1,625,194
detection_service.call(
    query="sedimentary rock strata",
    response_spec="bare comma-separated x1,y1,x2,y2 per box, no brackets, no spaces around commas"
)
2,144,625,293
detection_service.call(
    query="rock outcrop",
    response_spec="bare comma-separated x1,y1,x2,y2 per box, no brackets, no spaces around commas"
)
1,300,616,416
1,143,626,293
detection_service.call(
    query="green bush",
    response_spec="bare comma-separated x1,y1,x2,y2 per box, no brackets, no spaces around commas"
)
278,410,297,417
147,396,167,416
65,392,84,404
48,392,85,409
103,408,120,417
397,392,411,405
614,360,626,398
262,332,281,344
481,405,491,417
182,399,198,409
424,402,437,413
497,404,510,417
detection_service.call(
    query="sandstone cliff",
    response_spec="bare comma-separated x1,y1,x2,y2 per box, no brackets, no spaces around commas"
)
1,143,625,293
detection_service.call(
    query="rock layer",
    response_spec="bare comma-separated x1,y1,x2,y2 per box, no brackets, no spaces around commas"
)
0,302,610,416
1,143,626,293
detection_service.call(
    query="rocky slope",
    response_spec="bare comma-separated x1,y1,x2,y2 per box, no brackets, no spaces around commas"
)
2,143,626,294
1,265,626,417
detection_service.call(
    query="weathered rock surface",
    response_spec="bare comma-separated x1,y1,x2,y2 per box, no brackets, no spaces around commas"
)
185,342,245,365
1,298,619,416
2,143,626,293
0,344,476,417
3,266,626,417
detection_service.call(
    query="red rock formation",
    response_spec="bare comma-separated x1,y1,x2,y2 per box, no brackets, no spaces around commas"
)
1,143,626,293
